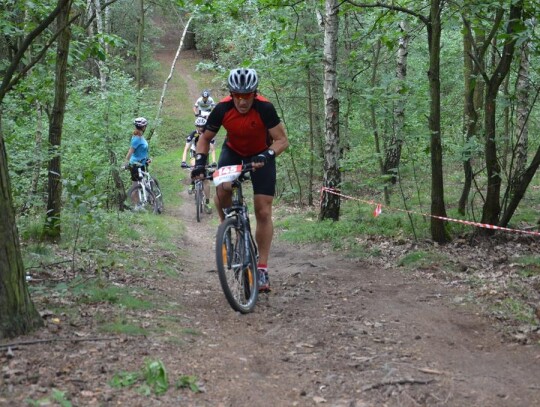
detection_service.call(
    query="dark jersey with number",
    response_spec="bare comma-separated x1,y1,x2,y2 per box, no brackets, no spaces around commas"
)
205,95,281,157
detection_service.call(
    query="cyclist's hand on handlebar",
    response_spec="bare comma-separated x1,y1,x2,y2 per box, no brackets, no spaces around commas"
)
252,149,275,168
190,165,206,179
181,161,189,169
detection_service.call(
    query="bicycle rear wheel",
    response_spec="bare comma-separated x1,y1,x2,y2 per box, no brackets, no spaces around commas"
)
150,178,164,214
215,217,258,313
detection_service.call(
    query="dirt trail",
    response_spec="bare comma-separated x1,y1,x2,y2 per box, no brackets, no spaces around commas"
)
156,183,540,406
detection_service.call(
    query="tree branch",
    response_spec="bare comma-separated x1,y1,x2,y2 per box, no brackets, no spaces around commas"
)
344,0,429,25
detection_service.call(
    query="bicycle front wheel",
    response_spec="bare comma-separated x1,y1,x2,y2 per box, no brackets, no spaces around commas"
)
127,184,155,212
215,217,258,313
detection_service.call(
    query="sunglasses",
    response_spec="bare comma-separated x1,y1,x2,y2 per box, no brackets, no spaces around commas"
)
231,92,255,100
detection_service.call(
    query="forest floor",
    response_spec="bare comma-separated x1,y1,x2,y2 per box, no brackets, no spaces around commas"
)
2,26,540,407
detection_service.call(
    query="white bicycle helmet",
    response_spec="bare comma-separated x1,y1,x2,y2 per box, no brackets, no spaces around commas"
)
228,68,258,93
202,90,210,98
134,117,148,128
195,116,207,127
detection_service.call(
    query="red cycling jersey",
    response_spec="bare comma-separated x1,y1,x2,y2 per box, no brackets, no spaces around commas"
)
205,95,281,156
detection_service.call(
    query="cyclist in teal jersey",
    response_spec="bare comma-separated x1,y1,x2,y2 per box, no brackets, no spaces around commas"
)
124,117,150,194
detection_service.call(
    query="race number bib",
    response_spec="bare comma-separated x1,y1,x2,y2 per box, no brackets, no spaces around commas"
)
213,165,243,186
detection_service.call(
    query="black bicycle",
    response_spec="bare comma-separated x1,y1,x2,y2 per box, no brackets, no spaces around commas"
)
213,163,259,313
186,166,213,222
126,164,164,214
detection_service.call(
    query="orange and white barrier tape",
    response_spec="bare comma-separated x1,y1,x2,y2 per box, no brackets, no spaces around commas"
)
320,187,540,237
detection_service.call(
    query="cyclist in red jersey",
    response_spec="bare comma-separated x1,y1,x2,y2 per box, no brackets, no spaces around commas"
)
191,68,289,292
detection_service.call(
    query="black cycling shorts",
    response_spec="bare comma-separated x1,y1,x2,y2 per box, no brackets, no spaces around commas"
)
218,143,276,197
129,163,147,182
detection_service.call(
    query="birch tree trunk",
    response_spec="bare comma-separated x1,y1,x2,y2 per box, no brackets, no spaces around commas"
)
319,0,341,221
384,21,409,186
149,16,193,141
136,0,144,93
94,0,107,89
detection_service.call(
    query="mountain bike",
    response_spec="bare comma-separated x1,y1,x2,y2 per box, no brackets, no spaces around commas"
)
194,175,212,222
126,164,164,214
213,163,259,313
185,166,213,222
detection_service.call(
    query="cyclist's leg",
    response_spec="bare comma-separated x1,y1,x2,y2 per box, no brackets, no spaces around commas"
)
188,150,196,192
214,144,241,221
129,166,142,205
210,140,217,165
250,158,276,270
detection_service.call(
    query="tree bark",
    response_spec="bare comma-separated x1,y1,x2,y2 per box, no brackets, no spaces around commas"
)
43,0,73,240
319,0,341,221
480,1,523,232
427,0,448,243
384,21,409,186
136,0,144,93
0,114,43,339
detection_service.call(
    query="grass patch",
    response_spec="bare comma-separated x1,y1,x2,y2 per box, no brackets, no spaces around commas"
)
492,298,536,324
72,279,153,310
100,319,149,336
397,250,450,270
511,255,540,277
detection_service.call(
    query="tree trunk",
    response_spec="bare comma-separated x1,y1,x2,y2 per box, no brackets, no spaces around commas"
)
94,0,107,89
0,114,43,339
500,142,540,227
384,21,409,186
427,0,449,243
43,0,72,240
513,42,530,182
480,1,523,232
319,0,341,221
307,67,315,206
136,0,144,93
458,27,475,215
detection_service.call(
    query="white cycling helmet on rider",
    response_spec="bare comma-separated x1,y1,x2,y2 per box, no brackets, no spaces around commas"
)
134,117,148,128
228,68,258,94
195,116,207,127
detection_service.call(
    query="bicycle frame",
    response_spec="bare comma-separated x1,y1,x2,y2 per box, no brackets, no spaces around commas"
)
126,164,163,214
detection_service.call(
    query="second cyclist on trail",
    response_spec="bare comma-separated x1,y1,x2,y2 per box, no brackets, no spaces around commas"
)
181,116,215,213
193,90,215,117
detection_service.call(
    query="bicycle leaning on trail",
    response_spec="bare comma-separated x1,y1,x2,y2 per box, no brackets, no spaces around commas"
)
212,163,260,313
125,164,164,214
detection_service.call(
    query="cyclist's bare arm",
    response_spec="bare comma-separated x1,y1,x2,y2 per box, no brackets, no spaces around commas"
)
252,122,289,170
268,122,289,157
125,147,135,164
181,142,191,162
